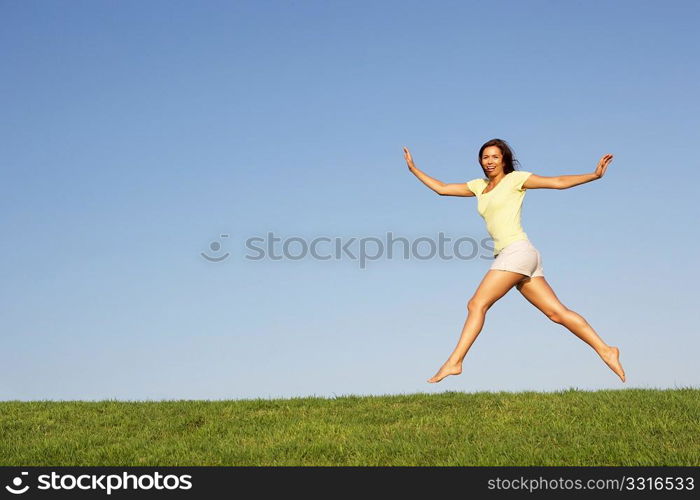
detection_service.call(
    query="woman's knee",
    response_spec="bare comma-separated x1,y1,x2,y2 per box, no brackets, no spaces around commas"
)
547,307,569,324
467,298,490,314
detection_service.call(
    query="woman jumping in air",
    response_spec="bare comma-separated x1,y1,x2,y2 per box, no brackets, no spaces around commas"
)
403,138,625,384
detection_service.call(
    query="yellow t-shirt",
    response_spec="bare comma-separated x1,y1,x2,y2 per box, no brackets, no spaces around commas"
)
467,171,533,256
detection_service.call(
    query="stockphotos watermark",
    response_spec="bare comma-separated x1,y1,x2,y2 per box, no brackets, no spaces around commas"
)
201,231,496,269
3,470,192,495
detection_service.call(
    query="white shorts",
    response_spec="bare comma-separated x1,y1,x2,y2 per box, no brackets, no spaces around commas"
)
490,239,544,278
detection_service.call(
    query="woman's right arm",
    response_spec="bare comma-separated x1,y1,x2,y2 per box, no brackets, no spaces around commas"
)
403,146,475,197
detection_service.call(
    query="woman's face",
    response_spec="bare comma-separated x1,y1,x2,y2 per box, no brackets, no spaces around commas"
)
480,146,504,177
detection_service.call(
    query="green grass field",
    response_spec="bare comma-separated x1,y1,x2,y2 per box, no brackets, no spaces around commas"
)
1,388,697,466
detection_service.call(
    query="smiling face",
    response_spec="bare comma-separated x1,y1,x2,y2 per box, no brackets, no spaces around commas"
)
480,146,504,177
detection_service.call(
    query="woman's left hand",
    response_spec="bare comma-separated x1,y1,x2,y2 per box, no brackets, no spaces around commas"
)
594,154,613,179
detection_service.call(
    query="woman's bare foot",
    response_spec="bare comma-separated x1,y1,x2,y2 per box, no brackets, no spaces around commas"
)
599,346,626,382
427,361,462,383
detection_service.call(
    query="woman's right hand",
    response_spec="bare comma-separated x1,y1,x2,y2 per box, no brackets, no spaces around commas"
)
403,146,415,170
401,147,469,196
594,153,613,179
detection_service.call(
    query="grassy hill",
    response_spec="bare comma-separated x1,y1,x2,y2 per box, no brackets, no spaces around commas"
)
1,388,697,466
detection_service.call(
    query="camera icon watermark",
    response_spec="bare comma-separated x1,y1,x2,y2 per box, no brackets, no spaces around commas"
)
5,472,29,495
201,234,230,262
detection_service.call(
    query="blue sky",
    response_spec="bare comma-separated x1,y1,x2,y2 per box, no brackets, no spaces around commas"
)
1,0,698,401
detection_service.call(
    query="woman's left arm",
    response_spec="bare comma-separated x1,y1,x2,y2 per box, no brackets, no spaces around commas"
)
523,154,613,190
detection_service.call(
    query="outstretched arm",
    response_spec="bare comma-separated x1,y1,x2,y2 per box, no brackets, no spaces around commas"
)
523,154,614,190
403,146,475,197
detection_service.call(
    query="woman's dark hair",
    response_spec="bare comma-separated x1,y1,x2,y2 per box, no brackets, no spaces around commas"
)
478,138,521,175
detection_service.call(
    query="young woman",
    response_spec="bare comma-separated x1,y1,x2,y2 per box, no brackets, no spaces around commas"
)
403,138,625,384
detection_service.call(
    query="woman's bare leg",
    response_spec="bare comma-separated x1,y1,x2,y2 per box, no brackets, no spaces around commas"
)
516,276,626,382
427,269,526,383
